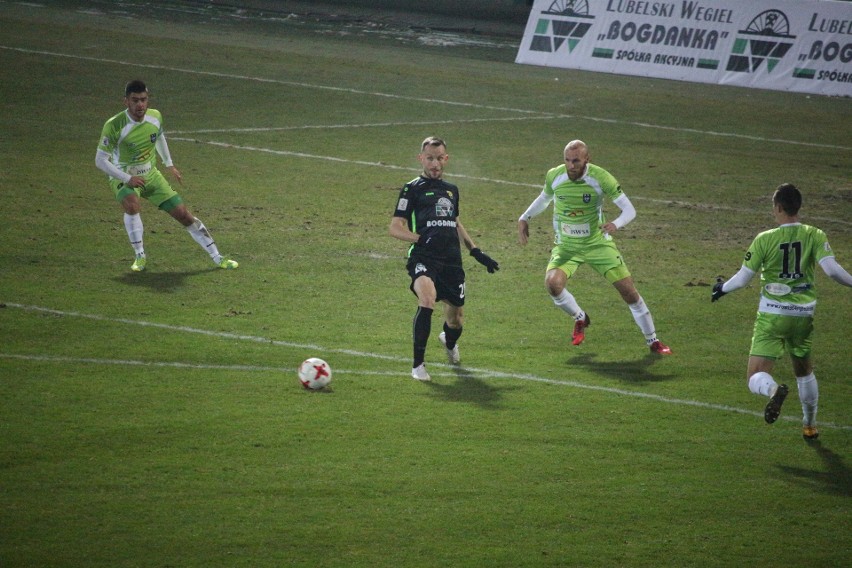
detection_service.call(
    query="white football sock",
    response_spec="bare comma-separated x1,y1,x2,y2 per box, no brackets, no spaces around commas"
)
551,290,584,320
124,213,144,256
628,297,657,343
796,373,818,426
186,218,222,263
748,371,778,397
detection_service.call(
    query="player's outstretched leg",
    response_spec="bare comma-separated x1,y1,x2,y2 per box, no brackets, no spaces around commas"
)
797,373,819,440
765,384,789,424
184,217,238,269
572,313,590,346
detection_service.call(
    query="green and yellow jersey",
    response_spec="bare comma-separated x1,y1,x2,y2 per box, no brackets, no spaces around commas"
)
744,223,834,316
97,109,165,177
544,163,624,246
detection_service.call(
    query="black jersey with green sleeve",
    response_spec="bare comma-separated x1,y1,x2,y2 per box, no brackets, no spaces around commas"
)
393,176,462,264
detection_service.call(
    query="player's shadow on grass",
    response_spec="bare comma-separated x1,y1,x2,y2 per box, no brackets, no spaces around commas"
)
113,269,216,293
423,366,516,410
776,440,852,497
565,352,676,385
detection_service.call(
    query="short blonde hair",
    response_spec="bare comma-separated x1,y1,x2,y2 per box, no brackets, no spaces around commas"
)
565,139,588,153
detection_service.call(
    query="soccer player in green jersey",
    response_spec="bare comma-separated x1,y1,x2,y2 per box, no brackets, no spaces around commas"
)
712,183,852,440
95,80,238,272
518,139,671,354
390,137,499,381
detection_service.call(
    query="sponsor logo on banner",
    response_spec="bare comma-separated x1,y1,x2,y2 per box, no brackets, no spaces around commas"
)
516,0,852,97
529,0,596,54
726,10,795,75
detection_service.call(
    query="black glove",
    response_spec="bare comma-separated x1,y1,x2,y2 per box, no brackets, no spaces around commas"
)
470,248,499,273
711,278,727,302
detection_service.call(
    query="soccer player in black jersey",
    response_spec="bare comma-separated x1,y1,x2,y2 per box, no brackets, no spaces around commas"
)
389,137,499,381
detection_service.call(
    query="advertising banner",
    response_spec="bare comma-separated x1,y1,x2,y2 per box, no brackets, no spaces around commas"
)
515,0,852,97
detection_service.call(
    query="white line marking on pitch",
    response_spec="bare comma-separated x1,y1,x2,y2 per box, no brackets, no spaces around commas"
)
3,303,850,431
5,46,847,225
2,45,850,151
168,116,551,135
168,137,852,227
0,353,452,378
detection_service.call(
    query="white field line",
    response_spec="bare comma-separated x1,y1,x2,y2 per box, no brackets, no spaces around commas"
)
167,116,552,135
5,45,849,225
0,353,450,377
168,137,852,227
3,45,851,151
3,302,850,431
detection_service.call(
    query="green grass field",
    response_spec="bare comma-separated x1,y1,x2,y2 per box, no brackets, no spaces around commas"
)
1,2,850,566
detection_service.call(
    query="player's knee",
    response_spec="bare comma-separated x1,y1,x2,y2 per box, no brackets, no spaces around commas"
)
545,273,565,296
791,356,812,377
612,278,639,303
171,207,194,226
415,286,437,309
122,196,141,215
446,310,463,329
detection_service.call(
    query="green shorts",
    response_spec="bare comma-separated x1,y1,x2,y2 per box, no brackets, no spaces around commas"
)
547,239,631,284
750,312,814,360
110,168,183,212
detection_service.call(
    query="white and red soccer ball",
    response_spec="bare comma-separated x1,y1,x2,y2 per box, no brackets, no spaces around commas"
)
298,357,332,390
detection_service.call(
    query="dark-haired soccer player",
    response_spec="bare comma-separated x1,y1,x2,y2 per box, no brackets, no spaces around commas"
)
712,183,852,439
389,137,499,381
95,80,237,272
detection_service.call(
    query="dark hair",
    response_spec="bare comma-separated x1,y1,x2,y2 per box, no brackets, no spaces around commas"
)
124,80,148,97
773,183,802,216
421,136,446,151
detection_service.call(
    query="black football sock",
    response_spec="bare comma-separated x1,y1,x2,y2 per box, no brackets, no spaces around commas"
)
412,306,433,367
442,322,462,349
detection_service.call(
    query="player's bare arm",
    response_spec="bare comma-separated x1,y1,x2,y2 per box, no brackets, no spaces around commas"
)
166,166,183,185
389,216,419,244
456,219,476,251
458,219,499,273
518,219,530,245
127,175,146,188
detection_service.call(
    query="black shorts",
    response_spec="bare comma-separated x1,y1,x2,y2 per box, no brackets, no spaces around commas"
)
406,255,466,307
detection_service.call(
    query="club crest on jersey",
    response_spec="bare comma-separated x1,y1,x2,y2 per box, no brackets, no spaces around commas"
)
150,133,157,143
583,193,591,203
435,197,454,217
